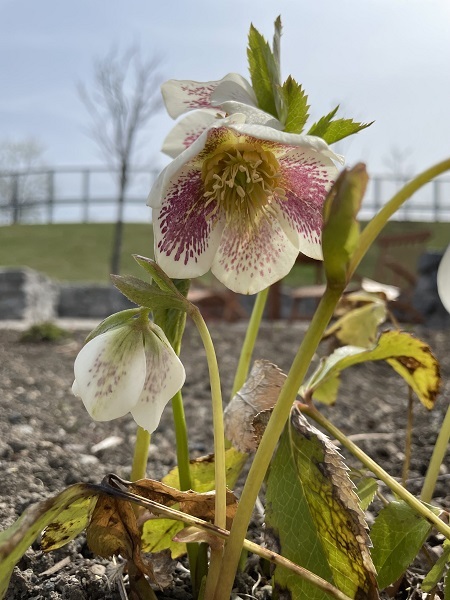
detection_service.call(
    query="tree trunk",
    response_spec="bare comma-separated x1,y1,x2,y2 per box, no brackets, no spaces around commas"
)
110,167,127,275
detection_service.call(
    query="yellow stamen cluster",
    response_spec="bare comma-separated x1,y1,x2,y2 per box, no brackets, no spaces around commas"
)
202,141,286,231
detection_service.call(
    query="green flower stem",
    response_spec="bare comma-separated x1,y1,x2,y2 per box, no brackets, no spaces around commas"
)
214,284,344,600
421,403,450,503
304,405,450,540
171,390,192,491
189,308,227,530
130,426,151,481
349,158,450,277
231,287,270,398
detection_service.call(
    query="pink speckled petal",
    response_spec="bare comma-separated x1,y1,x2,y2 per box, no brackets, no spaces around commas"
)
210,73,257,107
73,327,146,422
152,164,225,279
276,147,339,260
437,244,450,313
162,109,220,158
131,326,186,433
161,79,220,119
211,216,299,295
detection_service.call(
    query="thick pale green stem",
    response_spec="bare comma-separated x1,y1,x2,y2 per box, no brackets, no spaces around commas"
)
304,405,450,540
421,404,450,503
171,390,192,491
130,426,151,481
231,287,269,398
189,308,227,530
214,284,344,600
349,159,450,277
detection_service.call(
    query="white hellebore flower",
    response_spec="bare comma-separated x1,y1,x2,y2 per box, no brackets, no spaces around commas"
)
437,244,450,313
72,319,185,433
161,73,282,158
148,115,341,295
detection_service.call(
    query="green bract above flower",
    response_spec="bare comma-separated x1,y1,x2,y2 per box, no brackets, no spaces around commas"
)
161,73,282,158
72,319,185,433
148,115,341,295
437,244,450,313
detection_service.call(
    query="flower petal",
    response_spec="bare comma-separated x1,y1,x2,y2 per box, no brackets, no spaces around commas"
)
152,165,225,278
211,215,299,295
161,73,252,120
217,101,282,129
437,244,450,313
73,327,146,422
130,326,186,432
276,146,339,260
162,109,220,159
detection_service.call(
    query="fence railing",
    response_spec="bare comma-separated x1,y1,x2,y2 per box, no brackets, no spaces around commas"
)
1,166,449,224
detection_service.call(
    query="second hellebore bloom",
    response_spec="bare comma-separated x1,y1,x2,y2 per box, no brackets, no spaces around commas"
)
72,318,185,433
148,116,340,294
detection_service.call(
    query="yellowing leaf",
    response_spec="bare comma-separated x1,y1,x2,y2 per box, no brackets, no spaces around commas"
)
325,302,387,348
265,407,378,600
0,484,97,600
141,518,186,559
42,495,98,551
224,360,286,453
303,330,440,409
162,447,247,493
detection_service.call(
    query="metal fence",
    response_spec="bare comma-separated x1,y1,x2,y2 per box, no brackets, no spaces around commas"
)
1,166,449,224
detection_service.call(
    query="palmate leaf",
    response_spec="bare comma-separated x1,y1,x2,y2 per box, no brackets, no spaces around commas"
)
355,477,379,511
370,501,433,589
324,301,387,349
421,539,450,593
308,105,373,144
247,21,281,118
265,407,378,600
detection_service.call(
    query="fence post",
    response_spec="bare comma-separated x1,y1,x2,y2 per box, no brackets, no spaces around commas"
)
432,180,441,222
82,169,90,223
373,176,381,213
47,171,54,223
11,174,20,224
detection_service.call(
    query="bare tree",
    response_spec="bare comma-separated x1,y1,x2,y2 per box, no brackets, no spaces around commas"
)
0,138,47,224
79,45,163,274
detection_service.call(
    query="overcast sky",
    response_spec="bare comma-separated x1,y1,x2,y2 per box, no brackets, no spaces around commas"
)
1,0,449,179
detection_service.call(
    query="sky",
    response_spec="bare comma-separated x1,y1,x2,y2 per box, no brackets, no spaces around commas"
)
0,0,449,220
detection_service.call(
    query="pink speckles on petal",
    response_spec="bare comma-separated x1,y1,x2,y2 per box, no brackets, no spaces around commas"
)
211,217,299,295
153,166,224,278
180,83,217,110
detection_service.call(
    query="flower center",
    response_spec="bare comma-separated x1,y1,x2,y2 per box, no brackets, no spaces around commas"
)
201,141,286,230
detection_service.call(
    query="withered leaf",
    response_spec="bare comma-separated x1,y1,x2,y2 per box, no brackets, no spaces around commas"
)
224,360,286,452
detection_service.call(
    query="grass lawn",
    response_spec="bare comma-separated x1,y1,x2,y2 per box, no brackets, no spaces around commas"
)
0,221,448,285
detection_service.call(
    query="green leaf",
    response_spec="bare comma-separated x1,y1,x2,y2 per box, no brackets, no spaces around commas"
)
308,106,373,144
111,274,189,313
84,308,141,343
247,22,281,118
0,484,97,600
265,407,378,600
163,447,247,493
355,477,378,511
141,518,186,559
446,568,450,600
280,76,309,134
322,164,368,285
421,539,450,592
303,330,440,409
371,501,432,589
133,255,182,295
325,301,387,348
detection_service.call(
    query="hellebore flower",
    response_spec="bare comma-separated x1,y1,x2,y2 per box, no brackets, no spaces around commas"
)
161,73,282,158
437,244,450,313
148,116,341,295
72,319,185,433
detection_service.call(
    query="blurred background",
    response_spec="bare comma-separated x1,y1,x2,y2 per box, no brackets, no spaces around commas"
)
0,0,449,304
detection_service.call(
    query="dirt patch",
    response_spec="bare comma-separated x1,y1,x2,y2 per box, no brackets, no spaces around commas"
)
0,321,449,599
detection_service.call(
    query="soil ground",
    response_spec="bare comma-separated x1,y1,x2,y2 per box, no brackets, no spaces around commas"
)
0,320,449,599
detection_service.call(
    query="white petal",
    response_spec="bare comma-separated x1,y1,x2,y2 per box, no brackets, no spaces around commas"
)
162,109,220,158
73,327,146,422
218,101,283,130
437,244,450,313
227,122,344,165
211,216,299,295
210,73,257,107
131,327,186,433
